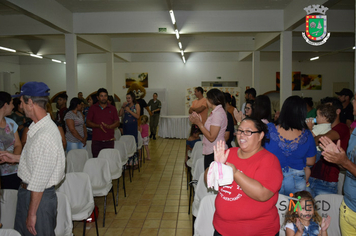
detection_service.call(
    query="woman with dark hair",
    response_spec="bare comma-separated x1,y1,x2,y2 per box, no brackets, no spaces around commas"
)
8,97,31,138
108,95,114,106
264,96,316,195
119,91,140,146
234,99,254,127
64,97,87,153
224,92,237,125
189,88,227,169
224,93,235,148
253,95,272,124
84,94,98,141
211,117,282,235
0,91,22,189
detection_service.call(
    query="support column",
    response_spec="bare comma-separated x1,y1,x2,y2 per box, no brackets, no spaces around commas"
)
106,52,114,95
0,72,11,92
252,51,260,94
280,31,292,108
65,34,78,100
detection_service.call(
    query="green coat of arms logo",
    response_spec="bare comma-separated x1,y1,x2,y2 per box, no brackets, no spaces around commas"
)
302,5,330,46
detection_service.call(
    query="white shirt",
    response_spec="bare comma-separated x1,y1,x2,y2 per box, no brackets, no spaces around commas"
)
18,114,65,192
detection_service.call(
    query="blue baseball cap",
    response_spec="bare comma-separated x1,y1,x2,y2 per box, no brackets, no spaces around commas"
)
12,82,50,97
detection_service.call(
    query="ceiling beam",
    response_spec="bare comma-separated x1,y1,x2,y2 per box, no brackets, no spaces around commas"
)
77,35,112,53
0,0,73,33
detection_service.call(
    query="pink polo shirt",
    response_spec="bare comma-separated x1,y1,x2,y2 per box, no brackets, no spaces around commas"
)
203,105,227,155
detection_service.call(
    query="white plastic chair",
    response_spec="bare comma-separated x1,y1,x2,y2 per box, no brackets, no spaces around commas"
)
83,158,117,227
86,140,93,159
98,149,125,204
66,149,89,173
114,129,121,141
276,194,290,236
118,135,138,180
56,172,98,236
114,140,130,188
338,172,345,195
315,194,343,236
194,194,217,236
187,141,203,168
0,229,21,236
192,172,218,217
189,158,206,214
0,189,18,229
55,192,73,236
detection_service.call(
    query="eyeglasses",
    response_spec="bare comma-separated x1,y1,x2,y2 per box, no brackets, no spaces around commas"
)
236,129,261,136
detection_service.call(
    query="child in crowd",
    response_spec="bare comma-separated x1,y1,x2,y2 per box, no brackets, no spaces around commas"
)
139,115,150,160
185,124,202,165
305,104,337,187
284,191,331,236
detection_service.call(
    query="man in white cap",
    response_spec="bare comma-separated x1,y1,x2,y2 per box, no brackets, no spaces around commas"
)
0,81,65,236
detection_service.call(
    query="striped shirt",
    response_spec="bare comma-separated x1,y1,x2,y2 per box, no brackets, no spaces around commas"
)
18,114,65,192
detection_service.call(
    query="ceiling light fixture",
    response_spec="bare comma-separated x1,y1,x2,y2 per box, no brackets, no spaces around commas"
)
30,54,43,59
169,10,176,25
310,56,319,61
353,46,355,50
0,46,16,53
175,29,180,39
51,59,62,63
182,56,186,64
63,62,66,64
180,50,184,56
178,42,182,49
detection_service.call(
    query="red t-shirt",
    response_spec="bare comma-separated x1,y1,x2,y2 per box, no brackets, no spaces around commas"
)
87,103,119,141
213,148,283,236
311,122,350,182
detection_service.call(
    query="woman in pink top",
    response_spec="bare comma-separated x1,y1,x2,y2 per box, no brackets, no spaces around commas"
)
189,88,227,169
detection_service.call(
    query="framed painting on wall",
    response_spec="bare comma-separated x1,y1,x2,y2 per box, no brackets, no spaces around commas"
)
125,73,148,88
276,72,301,91
301,74,322,90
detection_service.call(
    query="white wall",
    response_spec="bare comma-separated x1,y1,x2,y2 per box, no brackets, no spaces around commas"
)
0,57,21,94
2,55,353,115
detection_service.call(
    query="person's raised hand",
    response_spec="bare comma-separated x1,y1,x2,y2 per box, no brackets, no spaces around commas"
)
295,218,304,233
321,215,331,232
213,140,229,164
189,112,201,125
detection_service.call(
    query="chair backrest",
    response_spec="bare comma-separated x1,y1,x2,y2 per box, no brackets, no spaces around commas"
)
137,131,143,149
118,135,136,157
114,140,128,165
338,172,345,195
315,194,343,236
114,129,121,141
66,149,89,173
83,158,112,196
0,189,18,229
0,229,21,236
275,194,290,236
192,158,205,181
194,194,217,236
191,141,204,169
192,172,218,217
86,140,93,159
55,192,73,236
56,172,94,221
98,149,122,179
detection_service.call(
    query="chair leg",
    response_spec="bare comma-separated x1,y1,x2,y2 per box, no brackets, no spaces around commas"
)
83,220,86,236
93,205,99,236
188,186,192,214
103,196,107,227
122,168,126,198
116,178,120,205
137,152,140,172
142,147,145,164
111,187,117,214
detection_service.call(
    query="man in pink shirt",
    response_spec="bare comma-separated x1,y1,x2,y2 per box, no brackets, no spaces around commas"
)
189,87,208,125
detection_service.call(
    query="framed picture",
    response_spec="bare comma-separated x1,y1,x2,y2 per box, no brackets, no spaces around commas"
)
125,73,148,88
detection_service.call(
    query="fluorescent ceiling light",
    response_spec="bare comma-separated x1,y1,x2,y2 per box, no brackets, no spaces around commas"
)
52,59,62,63
175,29,180,39
63,62,66,64
182,56,186,64
310,56,319,61
169,10,176,25
0,46,16,53
30,54,43,59
178,42,182,49
353,46,355,50
180,50,184,56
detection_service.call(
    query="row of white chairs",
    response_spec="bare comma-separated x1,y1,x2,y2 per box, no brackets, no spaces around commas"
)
194,193,344,236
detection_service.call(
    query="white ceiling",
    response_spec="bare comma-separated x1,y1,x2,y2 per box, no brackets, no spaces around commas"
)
0,0,354,64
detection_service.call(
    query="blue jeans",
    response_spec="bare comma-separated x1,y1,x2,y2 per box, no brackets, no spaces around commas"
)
66,141,85,153
279,167,306,196
306,177,338,198
15,186,57,236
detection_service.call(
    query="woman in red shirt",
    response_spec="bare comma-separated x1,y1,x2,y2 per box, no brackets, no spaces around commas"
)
211,117,283,236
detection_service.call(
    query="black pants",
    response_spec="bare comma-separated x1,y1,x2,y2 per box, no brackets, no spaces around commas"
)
204,153,215,170
1,173,21,190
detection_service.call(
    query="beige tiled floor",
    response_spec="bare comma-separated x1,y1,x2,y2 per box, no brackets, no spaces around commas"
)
72,137,193,236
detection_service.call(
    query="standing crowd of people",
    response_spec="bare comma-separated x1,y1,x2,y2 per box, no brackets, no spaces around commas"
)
0,81,162,235
186,86,356,235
